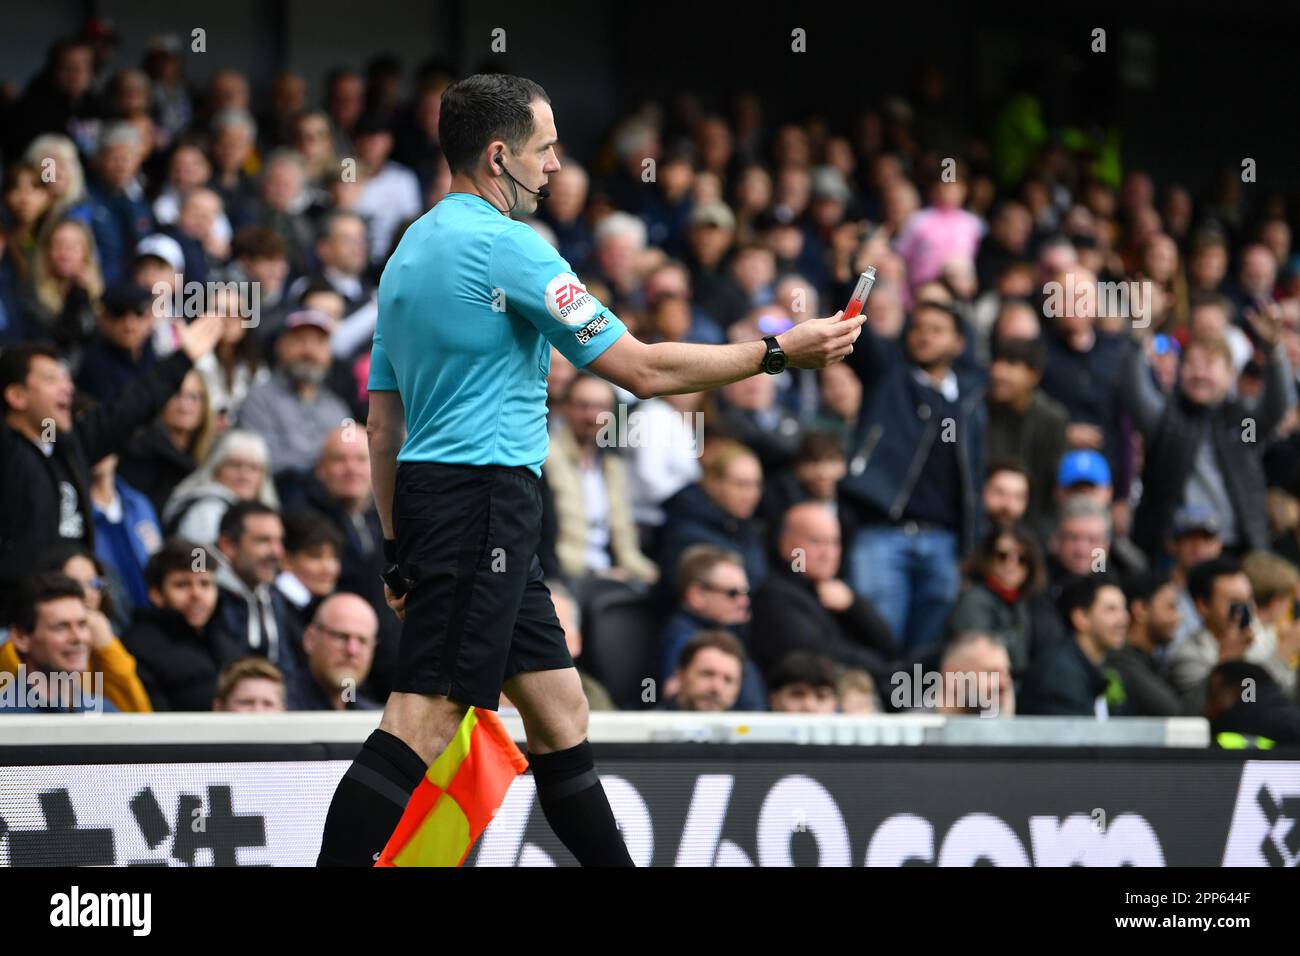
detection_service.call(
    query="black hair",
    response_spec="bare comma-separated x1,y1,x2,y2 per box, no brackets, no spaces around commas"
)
1058,572,1122,626
144,538,213,590
767,651,839,692
990,335,1046,373
10,571,84,632
1123,570,1173,606
438,73,550,175
218,500,279,543
282,511,345,556
0,343,61,413
1187,556,1244,605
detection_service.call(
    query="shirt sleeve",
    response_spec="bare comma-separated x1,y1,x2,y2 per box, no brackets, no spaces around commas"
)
368,321,399,391
489,224,626,367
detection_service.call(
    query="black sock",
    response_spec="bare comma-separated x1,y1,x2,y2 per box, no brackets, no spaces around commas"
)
529,740,634,867
317,729,428,866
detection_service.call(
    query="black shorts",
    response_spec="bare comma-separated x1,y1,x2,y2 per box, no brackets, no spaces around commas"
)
391,461,572,709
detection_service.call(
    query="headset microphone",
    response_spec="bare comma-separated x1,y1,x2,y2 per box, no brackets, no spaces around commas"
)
496,154,551,200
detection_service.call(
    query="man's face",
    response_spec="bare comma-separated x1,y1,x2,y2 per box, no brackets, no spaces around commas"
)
1180,344,1232,407
220,678,285,713
1169,530,1222,570
100,306,153,355
685,561,750,626
794,456,845,502
6,354,74,433
564,378,614,446
285,545,341,598
100,142,142,188
1143,583,1182,645
770,681,838,714
304,600,377,695
276,327,332,382
987,358,1038,406
1077,585,1130,652
55,45,94,97
152,570,218,629
1190,244,1227,289
179,190,221,241
500,99,561,218
983,471,1029,526
213,124,253,172
14,596,91,673
222,514,284,586
1054,516,1107,575
780,509,840,582
317,430,371,506
1240,247,1277,298
676,648,742,711
905,307,963,371
704,455,762,520
321,217,368,275
1199,573,1254,639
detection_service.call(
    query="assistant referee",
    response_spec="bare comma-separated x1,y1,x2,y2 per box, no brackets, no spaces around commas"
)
316,74,864,867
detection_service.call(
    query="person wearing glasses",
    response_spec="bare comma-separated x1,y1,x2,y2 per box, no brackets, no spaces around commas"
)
947,523,1047,687
657,543,765,711
288,593,381,711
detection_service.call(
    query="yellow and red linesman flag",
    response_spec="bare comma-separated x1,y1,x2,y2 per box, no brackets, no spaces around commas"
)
375,707,529,867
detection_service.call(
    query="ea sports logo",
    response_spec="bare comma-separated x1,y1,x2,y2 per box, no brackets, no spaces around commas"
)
545,272,596,326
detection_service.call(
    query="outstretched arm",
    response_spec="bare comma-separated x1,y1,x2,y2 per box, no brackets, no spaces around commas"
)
588,311,865,398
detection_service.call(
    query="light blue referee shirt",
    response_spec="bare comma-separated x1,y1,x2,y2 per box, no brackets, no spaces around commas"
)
368,192,627,474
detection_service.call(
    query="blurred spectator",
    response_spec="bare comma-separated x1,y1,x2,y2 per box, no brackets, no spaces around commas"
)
841,299,984,654
947,523,1046,684
766,652,840,714
88,453,161,611
288,593,380,710
123,538,221,711
86,122,154,283
209,108,260,230
226,226,292,337
750,502,895,696
661,630,746,712
836,668,879,714
25,218,102,359
284,425,396,698
985,335,1067,535
712,371,801,474
1205,661,1300,747
1020,574,1130,717
657,544,766,710
212,657,287,713
1167,556,1296,712
894,163,984,290
351,113,423,262
9,39,100,162
192,284,270,425
254,149,320,276
0,319,218,618
22,134,95,227
548,580,614,712
544,373,658,587
275,511,343,634
118,369,215,516
0,571,117,714
657,441,768,594
810,361,861,446
1114,571,1185,716
1040,267,1126,473
163,429,278,544
936,632,1016,717
538,162,594,273
237,309,352,479
76,280,156,402
981,459,1030,529
210,501,300,678
1165,503,1225,648
1241,550,1300,698
624,390,704,533
1123,324,1294,557
1046,497,1110,591
760,430,846,537
286,211,374,314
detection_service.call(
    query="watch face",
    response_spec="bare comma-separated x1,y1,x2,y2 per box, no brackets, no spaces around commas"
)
766,351,788,374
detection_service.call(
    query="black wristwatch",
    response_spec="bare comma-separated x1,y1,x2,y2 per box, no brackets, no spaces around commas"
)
380,538,410,598
760,335,788,375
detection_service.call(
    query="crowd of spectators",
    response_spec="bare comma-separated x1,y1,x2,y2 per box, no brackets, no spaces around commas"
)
2,27,1300,746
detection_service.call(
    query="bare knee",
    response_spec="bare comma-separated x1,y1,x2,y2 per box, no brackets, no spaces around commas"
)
508,672,589,754
379,692,469,765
